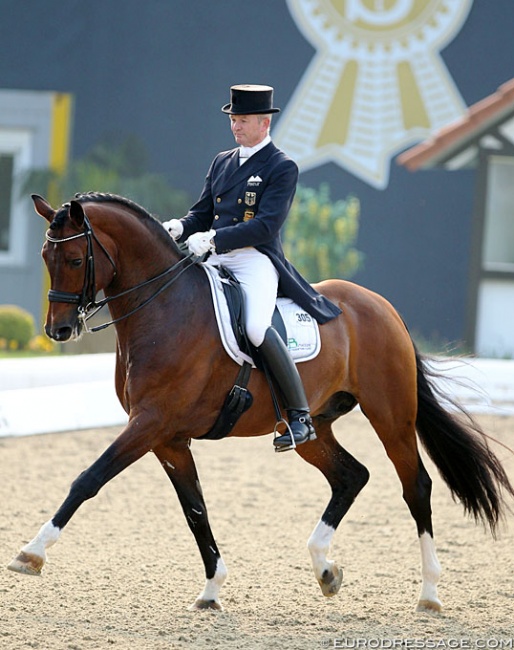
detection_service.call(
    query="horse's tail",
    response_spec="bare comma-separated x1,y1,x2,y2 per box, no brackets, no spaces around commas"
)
414,345,514,535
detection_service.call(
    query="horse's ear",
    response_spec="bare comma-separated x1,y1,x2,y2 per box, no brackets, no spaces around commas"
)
69,200,86,229
32,194,55,223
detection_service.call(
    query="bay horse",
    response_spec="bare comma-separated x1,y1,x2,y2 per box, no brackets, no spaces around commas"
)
8,192,513,612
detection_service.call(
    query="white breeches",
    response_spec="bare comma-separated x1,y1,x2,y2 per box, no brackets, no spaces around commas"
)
207,247,279,347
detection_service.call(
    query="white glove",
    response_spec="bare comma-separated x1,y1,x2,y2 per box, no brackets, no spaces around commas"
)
187,230,216,256
162,218,184,240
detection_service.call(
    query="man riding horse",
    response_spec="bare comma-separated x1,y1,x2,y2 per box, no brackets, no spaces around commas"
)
163,84,341,450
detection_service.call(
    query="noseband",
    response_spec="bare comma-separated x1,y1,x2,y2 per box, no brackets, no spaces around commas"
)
45,215,194,332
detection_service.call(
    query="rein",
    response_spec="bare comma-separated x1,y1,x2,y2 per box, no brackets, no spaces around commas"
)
85,254,195,332
45,216,195,333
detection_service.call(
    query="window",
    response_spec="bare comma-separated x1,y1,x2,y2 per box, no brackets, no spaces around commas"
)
483,156,514,271
0,129,32,265
0,154,14,251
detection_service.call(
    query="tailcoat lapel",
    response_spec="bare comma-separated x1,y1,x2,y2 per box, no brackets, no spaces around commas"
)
213,142,276,195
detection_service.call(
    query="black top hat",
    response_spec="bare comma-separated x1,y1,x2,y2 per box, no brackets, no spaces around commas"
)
221,84,281,115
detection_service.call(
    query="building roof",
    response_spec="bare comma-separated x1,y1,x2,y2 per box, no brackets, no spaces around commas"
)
397,78,514,171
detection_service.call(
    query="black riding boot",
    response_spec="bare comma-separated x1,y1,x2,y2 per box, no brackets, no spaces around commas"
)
258,326,316,450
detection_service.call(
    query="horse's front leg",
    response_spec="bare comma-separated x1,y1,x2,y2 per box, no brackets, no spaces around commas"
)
153,439,227,611
8,418,153,576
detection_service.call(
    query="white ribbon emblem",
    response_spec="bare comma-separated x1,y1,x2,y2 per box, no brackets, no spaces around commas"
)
274,0,473,188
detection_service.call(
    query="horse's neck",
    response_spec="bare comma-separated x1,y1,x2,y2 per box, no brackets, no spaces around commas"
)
105,240,204,346
103,213,185,291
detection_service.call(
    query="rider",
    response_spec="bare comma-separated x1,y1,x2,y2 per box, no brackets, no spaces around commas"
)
163,84,341,450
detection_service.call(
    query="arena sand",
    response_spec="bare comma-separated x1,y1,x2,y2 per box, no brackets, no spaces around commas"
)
1,411,513,650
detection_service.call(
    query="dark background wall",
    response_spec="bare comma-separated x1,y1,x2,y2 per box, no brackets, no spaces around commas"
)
1,0,513,346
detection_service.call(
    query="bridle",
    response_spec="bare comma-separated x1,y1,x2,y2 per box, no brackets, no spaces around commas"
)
45,214,195,333
46,213,115,310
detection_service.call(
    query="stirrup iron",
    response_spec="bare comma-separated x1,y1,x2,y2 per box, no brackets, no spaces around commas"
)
273,418,297,453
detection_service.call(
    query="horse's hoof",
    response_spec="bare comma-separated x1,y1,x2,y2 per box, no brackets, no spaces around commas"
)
318,564,343,597
417,598,442,613
7,551,44,576
189,598,223,611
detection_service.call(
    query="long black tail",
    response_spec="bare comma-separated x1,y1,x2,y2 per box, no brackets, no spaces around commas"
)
414,346,514,535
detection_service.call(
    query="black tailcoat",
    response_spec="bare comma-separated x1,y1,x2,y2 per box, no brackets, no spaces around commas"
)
178,141,342,324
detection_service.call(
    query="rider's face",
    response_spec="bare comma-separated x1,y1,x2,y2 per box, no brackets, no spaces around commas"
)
230,114,270,148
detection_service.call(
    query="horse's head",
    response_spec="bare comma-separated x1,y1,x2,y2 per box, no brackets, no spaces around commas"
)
34,194,117,342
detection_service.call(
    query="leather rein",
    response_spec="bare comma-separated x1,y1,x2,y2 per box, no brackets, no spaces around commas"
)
45,215,195,333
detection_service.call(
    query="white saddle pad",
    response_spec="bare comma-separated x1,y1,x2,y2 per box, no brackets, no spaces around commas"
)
201,263,321,367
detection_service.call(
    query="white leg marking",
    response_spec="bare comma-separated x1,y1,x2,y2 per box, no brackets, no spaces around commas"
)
417,531,442,611
308,519,343,597
192,557,228,609
22,520,61,559
8,520,61,575
308,520,336,579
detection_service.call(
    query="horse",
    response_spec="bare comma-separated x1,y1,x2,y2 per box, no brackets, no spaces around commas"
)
8,192,513,612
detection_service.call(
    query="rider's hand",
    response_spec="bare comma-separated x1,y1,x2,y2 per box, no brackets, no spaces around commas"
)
187,230,216,256
162,219,184,240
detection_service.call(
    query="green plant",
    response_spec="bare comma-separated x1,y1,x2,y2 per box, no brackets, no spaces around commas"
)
0,305,36,350
283,183,364,282
22,133,192,218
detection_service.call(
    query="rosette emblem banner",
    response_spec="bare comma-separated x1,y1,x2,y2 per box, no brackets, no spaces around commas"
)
274,0,473,189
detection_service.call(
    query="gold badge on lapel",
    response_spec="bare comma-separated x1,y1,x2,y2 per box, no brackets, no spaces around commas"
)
245,191,256,206
244,211,254,222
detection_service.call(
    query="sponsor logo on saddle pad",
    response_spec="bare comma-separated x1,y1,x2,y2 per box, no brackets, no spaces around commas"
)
201,264,321,367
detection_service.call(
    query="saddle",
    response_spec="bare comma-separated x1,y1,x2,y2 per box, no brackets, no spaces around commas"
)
198,264,320,441
201,263,321,367
218,265,287,363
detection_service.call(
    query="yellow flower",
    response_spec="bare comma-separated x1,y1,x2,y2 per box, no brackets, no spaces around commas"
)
28,335,55,353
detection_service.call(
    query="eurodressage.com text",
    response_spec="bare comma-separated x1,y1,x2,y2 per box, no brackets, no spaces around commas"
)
321,639,514,649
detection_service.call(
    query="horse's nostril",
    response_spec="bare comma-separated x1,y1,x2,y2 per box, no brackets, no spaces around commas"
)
48,326,73,342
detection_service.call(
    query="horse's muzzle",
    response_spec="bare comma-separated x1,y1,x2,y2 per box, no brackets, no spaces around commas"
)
45,320,82,342
45,324,72,342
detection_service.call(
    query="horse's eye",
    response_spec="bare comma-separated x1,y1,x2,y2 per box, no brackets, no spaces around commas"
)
71,258,83,268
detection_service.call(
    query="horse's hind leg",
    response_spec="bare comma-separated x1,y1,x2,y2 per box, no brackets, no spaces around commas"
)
153,439,227,611
406,455,442,612
295,419,369,598
366,409,442,612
